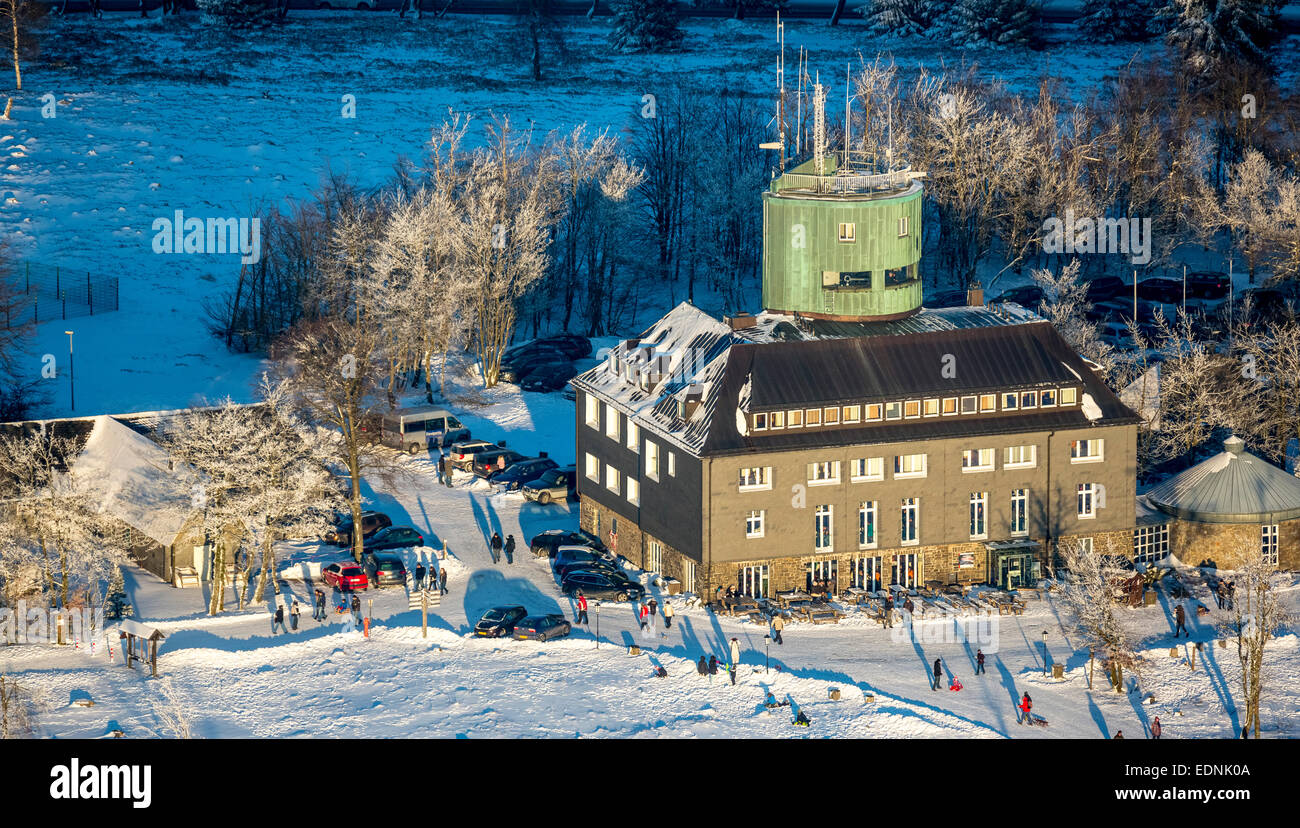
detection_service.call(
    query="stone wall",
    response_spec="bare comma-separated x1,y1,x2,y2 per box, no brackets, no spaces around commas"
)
1170,518,1300,570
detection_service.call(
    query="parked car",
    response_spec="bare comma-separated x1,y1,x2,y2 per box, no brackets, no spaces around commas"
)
471,448,528,479
447,439,497,470
529,529,608,558
925,289,969,308
561,571,644,602
503,333,592,362
1136,277,1183,304
362,526,424,554
474,606,528,638
520,363,575,393
558,562,633,584
325,511,391,546
1185,271,1231,300
492,457,559,492
512,614,573,641
1084,276,1127,304
521,466,577,504
362,552,407,588
1098,321,1139,349
322,562,368,591
380,406,470,454
553,545,619,579
996,285,1044,307
499,348,570,384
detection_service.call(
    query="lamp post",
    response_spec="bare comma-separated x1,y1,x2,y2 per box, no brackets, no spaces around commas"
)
593,601,601,649
64,330,74,411
1041,630,1049,676
764,634,771,674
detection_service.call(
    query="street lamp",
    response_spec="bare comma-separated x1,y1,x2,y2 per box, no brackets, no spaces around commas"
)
593,601,601,649
764,634,771,674
64,330,74,411
1041,630,1049,676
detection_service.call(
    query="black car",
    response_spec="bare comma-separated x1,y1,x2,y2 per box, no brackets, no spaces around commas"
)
362,552,407,588
925,289,969,309
471,448,529,479
562,572,644,602
474,606,528,638
499,348,570,384
996,285,1044,307
529,529,608,558
520,363,576,393
1185,271,1231,300
1136,278,1183,304
325,511,392,546
534,333,592,360
362,526,424,554
512,614,573,642
558,563,634,586
1084,276,1127,304
492,457,560,491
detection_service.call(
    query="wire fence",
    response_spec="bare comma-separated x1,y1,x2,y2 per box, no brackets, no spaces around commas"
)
3,262,120,328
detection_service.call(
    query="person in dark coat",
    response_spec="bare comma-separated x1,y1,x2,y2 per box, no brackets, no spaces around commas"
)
1113,730,1124,739
435,453,444,484
313,588,326,622
1150,716,1162,739
697,656,708,676
882,595,894,628
272,605,285,634
708,655,718,676
932,658,942,691
504,535,516,564
443,455,454,488
439,567,447,595
415,563,427,590
290,600,301,631
350,593,362,627
1174,603,1189,638
1226,581,1235,610
489,532,502,564
1215,581,1226,609
904,597,914,615
975,649,986,675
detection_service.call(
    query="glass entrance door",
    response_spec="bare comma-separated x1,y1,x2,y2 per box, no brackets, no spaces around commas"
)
891,553,918,588
852,556,882,591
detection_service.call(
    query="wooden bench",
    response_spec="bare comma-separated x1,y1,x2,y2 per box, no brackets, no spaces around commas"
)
173,566,200,589
803,607,843,625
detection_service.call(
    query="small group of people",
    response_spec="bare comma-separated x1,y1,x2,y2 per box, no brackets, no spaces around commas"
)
270,600,303,634
691,638,742,685
488,532,516,565
638,598,663,638
412,560,448,593
1214,579,1236,610
435,451,455,489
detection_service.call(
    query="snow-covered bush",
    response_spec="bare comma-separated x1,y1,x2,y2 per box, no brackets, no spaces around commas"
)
610,0,684,52
858,0,952,38
1077,0,1156,42
948,0,1042,47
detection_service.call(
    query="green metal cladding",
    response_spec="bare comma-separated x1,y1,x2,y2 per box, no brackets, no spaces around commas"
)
762,180,924,320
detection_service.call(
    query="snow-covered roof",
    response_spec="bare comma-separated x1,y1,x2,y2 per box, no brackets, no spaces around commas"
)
1146,436,1300,524
71,415,196,547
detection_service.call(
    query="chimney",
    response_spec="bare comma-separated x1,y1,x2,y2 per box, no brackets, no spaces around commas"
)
724,312,758,331
967,283,984,307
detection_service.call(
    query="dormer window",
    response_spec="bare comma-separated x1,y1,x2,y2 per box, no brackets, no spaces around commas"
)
960,396,978,414
1002,393,1018,411
771,411,786,430
885,402,903,420
923,399,940,417
788,409,804,428
805,408,822,427
979,394,997,413
1060,387,1077,406
753,412,769,431
1020,391,1037,409
1040,389,1057,407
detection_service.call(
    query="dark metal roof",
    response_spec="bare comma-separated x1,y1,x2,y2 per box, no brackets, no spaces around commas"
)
1146,436,1300,523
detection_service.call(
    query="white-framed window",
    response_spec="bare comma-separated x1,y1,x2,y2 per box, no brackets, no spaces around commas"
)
605,402,620,442
738,466,772,491
606,465,621,494
1077,537,1094,555
753,412,769,431
585,395,600,429
814,505,833,551
770,411,786,430
969,491,988,539
852,555,883,591
806,408,823,427
807,559,838,594
894,453,927,479
1010,488,1029,536
746,510,765,539
788,410,804,428
1020,391,1037,409
585,453,600,482
979,394,997,413
1071,439,1104,462
626,421,640,452
740,565,769,598
807,460,842,486
1262,524,1279,565
645,440,660,481
858,501,877,549
646,540,663,574
1133,524,1169,565
898,216,910,237
842,405,861,423
923,399,940,417
1005,445,1037,468
1077,483,1096,519
961,448,995,472
885,402,903,420
668,451,677,477
892,552,919,588
904,400,921,419
960,395,978,414
851,457,884,482
900,497,919,545
1040,388,1057,408
824,407,840,425
1060,387,1078,406
839,222,856,243
941,397,958,416
1002,392,1018,411
865,403,883,421
626,477,640,506
682,558,696,594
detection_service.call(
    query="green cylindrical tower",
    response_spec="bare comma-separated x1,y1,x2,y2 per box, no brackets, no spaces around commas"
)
762,157,924,322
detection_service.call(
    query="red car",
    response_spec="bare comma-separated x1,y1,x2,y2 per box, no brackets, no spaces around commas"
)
322,562,368,591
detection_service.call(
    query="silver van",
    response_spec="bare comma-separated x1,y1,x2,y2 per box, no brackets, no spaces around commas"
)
381,406,471,454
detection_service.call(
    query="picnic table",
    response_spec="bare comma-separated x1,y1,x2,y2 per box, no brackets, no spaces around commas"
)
844,588,874,605
775,590,814,609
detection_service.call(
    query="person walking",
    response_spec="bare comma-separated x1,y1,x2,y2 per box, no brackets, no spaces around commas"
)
883,595,894,628
638,602,650,631
504,535,516,565
1226,581,1235,610
1150,716,1162,740
445,455,455,488
647,598,658,633
729,637,741,684
1019,692,1033,725
272,604,285,635
350,593,362,628
575,591,589,626
662,600,675,630
771,613,784,645
932,657,942,691
415,562,427,591
975,649,986,675
290,600,301,632
697,655,708,676
1215,581,1226,610
489,532,502,565
435,452,444,485
904,597,914,616
439,567,447,595
1174,603,1189,638
313,588,326,622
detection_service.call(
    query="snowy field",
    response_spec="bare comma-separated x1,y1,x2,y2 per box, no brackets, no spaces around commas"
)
1,13,1225,419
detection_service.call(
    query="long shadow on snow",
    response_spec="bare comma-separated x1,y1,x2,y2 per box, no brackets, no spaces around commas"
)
460,568,562,636
1199,644,1240,735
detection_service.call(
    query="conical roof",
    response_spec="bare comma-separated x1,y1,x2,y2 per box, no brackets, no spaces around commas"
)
1146,436,1300,523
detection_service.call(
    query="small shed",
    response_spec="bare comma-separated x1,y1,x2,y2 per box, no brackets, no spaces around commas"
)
118,619,166,677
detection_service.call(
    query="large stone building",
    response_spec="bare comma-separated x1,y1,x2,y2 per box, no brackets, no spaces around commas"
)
571,153,1143,599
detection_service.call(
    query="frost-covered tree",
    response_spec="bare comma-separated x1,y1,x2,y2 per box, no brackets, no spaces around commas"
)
1077,0,1155,42
1057,536,1138,692
0,0,44,120
1220,550,1290,738
1154,0,1283,76
858,0,952,37
1029,259,1118,378
610,0,683,52
948,0,1041,47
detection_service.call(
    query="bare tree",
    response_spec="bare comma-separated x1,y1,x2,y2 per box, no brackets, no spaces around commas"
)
150,677,195,739
0,0,43,120
1029,258,1118,379
1056,535,1138,692
1219,549,1291,738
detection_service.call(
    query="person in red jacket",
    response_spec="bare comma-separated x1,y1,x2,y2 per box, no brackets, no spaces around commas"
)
575,592,589,626
1151,716,1162,739
638,602,650,630
1019,692,1033,725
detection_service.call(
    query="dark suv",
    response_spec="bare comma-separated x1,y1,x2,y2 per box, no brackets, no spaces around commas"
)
362,526,424,554
1185,271,1230,300
471,449,528,479
562,571,644,602
363,553,408,588
529,529,608,558
492,457,559,491
325,511,392,547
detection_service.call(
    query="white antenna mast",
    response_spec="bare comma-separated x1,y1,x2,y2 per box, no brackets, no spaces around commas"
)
813,73,826,182
795,46,805,157
844,63,851,173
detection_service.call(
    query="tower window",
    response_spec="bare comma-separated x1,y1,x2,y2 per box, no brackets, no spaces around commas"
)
838,223,856,243
898,216,910,237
